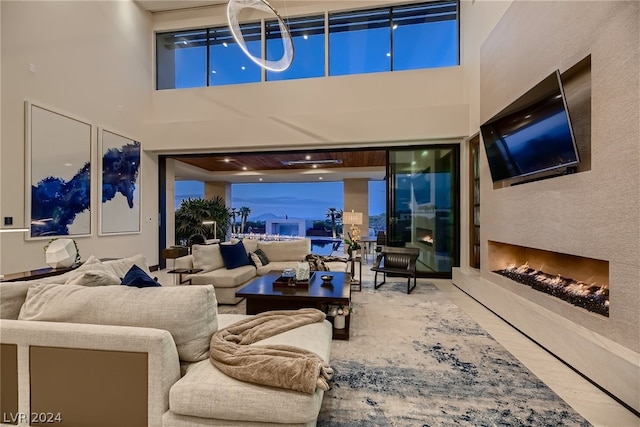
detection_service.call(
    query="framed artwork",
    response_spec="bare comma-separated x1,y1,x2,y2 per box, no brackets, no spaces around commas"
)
98,128,141,235
25,101,93,239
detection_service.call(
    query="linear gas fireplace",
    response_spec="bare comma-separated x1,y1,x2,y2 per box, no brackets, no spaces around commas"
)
416,228,433,247
488,241,609,316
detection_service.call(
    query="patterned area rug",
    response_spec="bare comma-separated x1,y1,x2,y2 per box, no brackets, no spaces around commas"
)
315,280,590,427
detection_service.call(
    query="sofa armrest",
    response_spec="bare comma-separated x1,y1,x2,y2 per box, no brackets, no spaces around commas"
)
174,255,194,270
0,319,180,427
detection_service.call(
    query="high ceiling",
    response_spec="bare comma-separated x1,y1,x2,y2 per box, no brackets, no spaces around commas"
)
139,0,389,184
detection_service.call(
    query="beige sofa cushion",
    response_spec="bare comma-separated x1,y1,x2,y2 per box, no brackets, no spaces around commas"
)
191,244,224,272
102,253,152,277
0,281,33,319
0,254,150,320
257,239,310,263
188,265,256,288
169,319,332,423
18,283,218,362
64,269,121,287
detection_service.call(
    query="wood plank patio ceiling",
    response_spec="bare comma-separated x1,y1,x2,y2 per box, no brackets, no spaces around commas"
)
177,150,387,172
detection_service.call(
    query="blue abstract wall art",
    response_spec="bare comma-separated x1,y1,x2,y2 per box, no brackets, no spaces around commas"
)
99,130,141,234
27,102,92,239
31,163,91,237
102,141,141,207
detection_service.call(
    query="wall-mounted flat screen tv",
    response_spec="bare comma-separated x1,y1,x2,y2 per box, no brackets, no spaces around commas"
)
412,171,431,205
480,70,579,183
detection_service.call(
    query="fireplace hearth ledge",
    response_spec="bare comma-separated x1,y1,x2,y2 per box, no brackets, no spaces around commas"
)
452,267,640,414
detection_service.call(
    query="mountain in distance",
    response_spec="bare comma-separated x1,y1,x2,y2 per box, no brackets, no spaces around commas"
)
249,212,322,221
250,213,279,221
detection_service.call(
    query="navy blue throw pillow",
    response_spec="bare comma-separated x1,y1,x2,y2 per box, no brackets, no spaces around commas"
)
121,264,161,288
220,242,250,270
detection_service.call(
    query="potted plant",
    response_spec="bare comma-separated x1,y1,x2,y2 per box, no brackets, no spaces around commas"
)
344,232,361,259
175,196,231,243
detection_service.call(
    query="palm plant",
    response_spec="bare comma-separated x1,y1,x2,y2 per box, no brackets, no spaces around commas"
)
230,207,238,234
238,206,251,234
325,207,343,239
175,196,231,243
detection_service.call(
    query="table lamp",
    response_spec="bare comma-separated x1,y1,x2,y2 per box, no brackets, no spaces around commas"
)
343,210,363,243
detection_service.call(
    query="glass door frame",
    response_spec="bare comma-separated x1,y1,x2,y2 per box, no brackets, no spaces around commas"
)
385,143,461,279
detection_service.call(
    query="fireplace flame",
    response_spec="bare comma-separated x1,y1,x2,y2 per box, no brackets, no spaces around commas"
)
494,262,609,316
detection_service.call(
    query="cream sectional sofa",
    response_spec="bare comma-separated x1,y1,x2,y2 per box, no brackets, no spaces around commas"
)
176,239,348,304
0,255,333,427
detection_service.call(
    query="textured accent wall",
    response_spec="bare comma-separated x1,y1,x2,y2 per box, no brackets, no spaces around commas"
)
479,1,639,352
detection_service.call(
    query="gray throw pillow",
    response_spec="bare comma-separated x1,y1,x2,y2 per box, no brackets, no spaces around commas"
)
250,249,269,268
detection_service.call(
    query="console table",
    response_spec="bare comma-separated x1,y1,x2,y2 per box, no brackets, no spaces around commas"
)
1,266,75,282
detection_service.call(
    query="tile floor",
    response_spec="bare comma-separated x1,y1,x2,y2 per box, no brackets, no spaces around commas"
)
154,262,639,427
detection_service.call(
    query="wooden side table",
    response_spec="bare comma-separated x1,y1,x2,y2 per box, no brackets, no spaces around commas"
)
167,268,203,285
162,246,189,269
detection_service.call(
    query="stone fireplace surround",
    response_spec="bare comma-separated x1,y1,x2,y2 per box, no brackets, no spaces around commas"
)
456,0,639,414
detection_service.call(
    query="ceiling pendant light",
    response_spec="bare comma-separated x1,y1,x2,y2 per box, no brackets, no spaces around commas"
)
226,0,294,72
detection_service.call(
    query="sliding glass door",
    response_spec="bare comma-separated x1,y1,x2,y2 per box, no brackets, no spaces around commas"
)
387,145,460,277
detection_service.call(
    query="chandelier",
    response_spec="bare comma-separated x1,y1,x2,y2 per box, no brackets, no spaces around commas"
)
226,0,294,72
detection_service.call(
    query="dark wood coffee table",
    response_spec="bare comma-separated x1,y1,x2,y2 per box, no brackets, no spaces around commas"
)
236,271,352,340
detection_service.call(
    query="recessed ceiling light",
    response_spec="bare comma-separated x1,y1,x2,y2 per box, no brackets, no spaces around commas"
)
224,158,231,162
305,155,311,160
211,70,217,74
303,34,308,40
393,24,398,30
223,42,228,48
259,178,263,181
312,164,318,168
319,176,323,180
386,52,391,57
241,66,246,70
242,166,248,171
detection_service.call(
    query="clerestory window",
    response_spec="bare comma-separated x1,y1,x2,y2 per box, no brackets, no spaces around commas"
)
266,14,326,82
155,1,459,90
209,23,262,86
